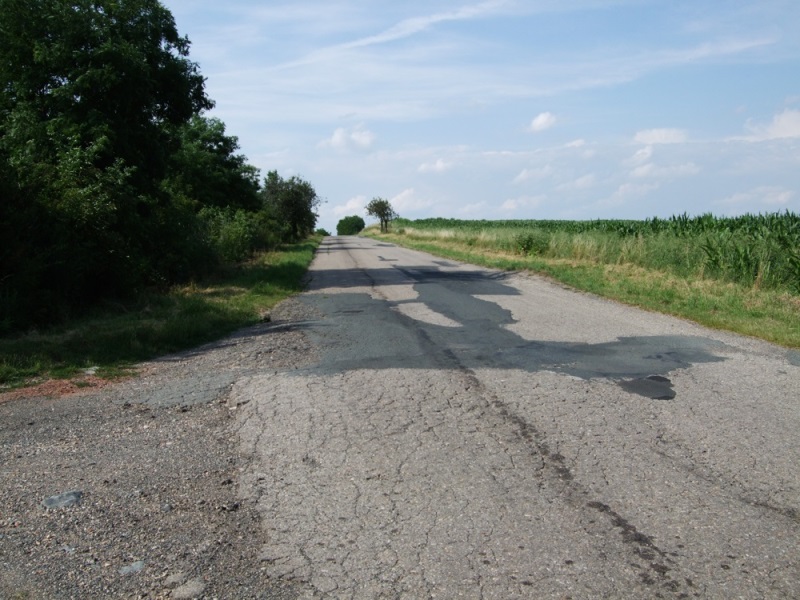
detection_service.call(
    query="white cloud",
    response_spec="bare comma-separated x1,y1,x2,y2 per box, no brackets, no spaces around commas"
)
629,163,655,178
390,188,434,212
630,162,700,179
513,165,554,183
318,125,376,151
742,109,800,141
460,201,489,215
556,174,596,191
593,181,660,210
615,182,660,198
633,128,688,145
419,158,454,173
625,145,653,166
171,2,797,227
332,195,367,218
716,186,794,210
339,0,509,50
529,112,557,133
501,195,545,211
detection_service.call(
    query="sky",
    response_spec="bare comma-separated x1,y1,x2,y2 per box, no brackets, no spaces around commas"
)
163,0,800,233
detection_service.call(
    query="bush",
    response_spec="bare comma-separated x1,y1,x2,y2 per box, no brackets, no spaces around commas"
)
337,215,366,235
199,207,259,263
514,231,550,256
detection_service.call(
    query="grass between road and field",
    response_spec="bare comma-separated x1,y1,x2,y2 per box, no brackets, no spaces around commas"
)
0,238,321,390
364,228,800,349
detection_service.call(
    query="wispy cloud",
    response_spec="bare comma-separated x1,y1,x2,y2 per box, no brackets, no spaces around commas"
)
341,0,508,50
318,125,376,151
624,145,653,165
615,182,660,198
630,162,700,179
419,158,454,173
529,112,557,132
270,0,509,71
391,188,434,212
556,174,596,191
513,165,554,183
716,186,795,210
169,0,800,229
501,195,545,212
634,129,688,144
200,9,781,127
740,109,800,141
332,195,368,218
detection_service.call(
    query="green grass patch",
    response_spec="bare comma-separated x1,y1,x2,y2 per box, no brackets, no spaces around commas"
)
367,229,800,349
0,238,320,389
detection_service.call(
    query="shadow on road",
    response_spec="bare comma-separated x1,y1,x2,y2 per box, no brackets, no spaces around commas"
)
299,263,727,400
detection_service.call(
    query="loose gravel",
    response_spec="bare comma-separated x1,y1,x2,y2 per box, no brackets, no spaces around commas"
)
0,299,318,599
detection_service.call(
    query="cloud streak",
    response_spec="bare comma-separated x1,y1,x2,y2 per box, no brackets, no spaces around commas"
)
167,0,800,229
341,0,509,50
634,129,688,145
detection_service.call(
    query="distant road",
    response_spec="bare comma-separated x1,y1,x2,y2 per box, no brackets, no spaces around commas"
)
236,235,799,599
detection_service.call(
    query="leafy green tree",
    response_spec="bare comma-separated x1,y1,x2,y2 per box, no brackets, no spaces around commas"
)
0,0,215,329
366,197,398,233
164,116,260,212
337,215,366,236
261,171,321,241
0,0,211,189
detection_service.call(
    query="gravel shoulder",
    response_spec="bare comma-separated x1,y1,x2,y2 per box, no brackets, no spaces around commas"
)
0,299,317,600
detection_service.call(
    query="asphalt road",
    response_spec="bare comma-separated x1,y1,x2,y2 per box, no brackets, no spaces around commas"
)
235,235,799,599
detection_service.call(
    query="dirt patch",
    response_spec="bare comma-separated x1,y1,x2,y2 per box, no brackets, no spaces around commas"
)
0,375,119,406
0,298,319,599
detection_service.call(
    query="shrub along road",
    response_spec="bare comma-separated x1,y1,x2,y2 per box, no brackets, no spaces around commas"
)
235,235,798,598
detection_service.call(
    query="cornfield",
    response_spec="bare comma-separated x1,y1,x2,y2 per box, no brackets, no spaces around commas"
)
392,212,800,293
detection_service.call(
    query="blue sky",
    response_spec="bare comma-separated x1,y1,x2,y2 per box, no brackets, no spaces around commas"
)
164,0,800,232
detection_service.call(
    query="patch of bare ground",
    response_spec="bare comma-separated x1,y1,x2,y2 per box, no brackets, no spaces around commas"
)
0,376,118,406
0,298,318,599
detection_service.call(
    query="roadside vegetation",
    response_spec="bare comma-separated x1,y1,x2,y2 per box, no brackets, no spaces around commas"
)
367,212,800,348
0,1,321,336
0,1,327,389
0,238,320,389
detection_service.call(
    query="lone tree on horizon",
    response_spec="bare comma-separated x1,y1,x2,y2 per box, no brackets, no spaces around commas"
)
366,197,398,233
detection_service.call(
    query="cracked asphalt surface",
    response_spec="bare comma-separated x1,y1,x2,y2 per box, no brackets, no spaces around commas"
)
234,236,799,598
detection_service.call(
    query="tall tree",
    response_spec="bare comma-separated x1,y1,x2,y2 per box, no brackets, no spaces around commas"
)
366,197,398,233
0,0,215,329
261,171,321,241
0,0,212,189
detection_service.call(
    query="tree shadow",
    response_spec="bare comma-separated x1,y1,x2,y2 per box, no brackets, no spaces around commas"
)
298,264,728,400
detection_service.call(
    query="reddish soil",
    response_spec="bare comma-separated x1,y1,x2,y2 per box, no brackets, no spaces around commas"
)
0,375,119,405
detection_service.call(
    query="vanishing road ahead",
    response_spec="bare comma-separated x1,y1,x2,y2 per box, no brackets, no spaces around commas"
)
235,236,799,599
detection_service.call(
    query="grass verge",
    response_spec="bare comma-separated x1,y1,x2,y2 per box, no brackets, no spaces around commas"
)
366,230,800,349
0,238,320,389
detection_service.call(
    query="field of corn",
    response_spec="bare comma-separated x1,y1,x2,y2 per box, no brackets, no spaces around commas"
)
392,212,800,295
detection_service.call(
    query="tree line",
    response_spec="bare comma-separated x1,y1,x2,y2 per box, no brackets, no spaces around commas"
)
0,0,321,334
